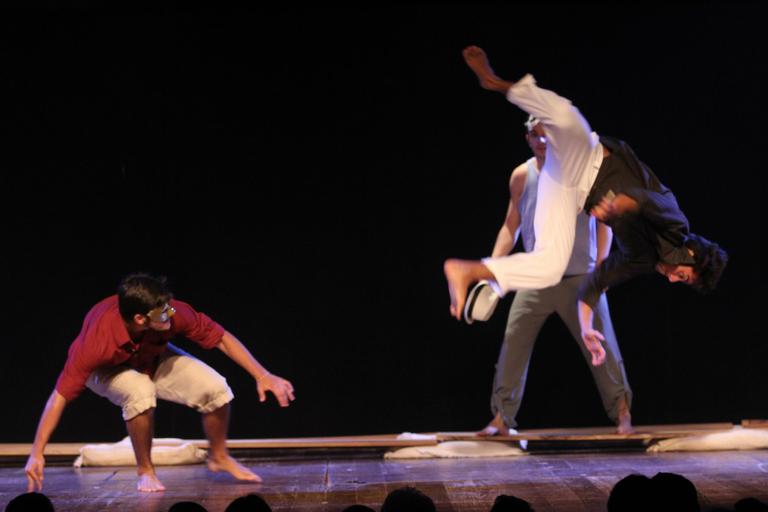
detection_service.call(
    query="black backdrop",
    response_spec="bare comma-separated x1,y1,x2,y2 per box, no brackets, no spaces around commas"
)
2,5,766,443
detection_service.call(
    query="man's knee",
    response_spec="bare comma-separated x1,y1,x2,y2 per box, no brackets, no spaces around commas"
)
121,378,157,421
190,374,234,414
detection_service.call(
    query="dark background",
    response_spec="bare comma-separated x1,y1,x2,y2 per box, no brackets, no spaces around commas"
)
1,5,765,443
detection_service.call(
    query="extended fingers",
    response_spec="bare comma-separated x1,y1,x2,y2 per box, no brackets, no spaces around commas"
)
281,381,296,404
590,344,606,366
26,470,42,492
268,380,295,407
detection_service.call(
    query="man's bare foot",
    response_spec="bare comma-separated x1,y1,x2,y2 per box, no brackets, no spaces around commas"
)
444,259,475,321
137,472,166,492
207,455,262,482
477,413,508,437
462,46,510,93
616,397,635,435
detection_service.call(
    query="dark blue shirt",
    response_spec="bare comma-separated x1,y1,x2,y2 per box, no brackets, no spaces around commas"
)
578,137,695,307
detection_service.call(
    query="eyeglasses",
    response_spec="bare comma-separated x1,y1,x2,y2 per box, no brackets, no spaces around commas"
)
146,303,176,323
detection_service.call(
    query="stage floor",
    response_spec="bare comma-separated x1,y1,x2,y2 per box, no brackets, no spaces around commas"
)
2,449,768,511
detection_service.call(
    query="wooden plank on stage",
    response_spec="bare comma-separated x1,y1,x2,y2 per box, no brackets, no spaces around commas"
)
0,443,88,457
435,422,736,441
741,419,768,429
0,435,437,457
185,435,438,449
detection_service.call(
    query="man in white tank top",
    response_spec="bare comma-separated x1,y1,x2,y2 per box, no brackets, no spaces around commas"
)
478,116,632,436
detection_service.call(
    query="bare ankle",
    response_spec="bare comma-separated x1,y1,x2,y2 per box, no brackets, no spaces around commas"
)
137,467,156,477
208,452,229,463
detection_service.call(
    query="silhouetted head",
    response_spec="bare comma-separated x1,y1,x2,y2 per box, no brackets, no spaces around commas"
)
5,492,55,512
169,501,209,512
225,493,272,512
341,506,376,512
490,493,535,512
607,474,654,512
651,472,700,512
381,486,436,512
735,497,768,511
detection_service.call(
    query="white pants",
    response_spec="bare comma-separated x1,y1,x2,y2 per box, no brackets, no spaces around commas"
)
86,344,234,421
482,75,604,295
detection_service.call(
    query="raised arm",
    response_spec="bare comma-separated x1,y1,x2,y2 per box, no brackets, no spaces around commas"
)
463,46,596,187
216,331,295,407
25,390,68,492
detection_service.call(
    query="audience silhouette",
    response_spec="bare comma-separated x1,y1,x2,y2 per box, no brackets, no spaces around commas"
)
489,494,535,512
380,486,437,512
651,471,700,512
4,472,767,511
225,493,272,512
4,492,55,512
168,501,209,512
735,497,768,512
607,474,654,512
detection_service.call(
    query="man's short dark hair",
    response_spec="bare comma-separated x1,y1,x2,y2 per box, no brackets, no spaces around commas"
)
117,273,173,322
686,234,728,293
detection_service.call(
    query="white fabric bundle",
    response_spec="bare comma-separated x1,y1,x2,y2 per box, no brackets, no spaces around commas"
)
648,427,768,453
385,441,525,459
73,437,207,467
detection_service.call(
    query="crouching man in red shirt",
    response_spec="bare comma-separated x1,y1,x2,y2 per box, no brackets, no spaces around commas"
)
25,273,295,492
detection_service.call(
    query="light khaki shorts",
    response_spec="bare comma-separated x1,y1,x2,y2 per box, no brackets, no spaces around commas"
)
86,344,234,421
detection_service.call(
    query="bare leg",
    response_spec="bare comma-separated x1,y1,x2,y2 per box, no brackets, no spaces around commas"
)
477,412,508,437
125,409,165,492
462,46,515,93
616,395,634,435
444,259,495,320
203,403,262,482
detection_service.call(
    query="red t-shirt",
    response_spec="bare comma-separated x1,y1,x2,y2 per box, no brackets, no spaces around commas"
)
55,295,225,401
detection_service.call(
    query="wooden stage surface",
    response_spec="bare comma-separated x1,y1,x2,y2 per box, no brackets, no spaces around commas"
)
1,422,767,511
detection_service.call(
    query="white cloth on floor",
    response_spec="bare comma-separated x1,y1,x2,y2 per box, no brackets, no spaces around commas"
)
73,437,207,467
647,427,768,453
385,441,524,459
396,432,438,441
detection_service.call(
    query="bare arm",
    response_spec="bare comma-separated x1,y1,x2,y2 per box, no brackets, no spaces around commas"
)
579,215,613,366
596,220,613,266
491,165,527,257
25,390,68,492
216,331,295,406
